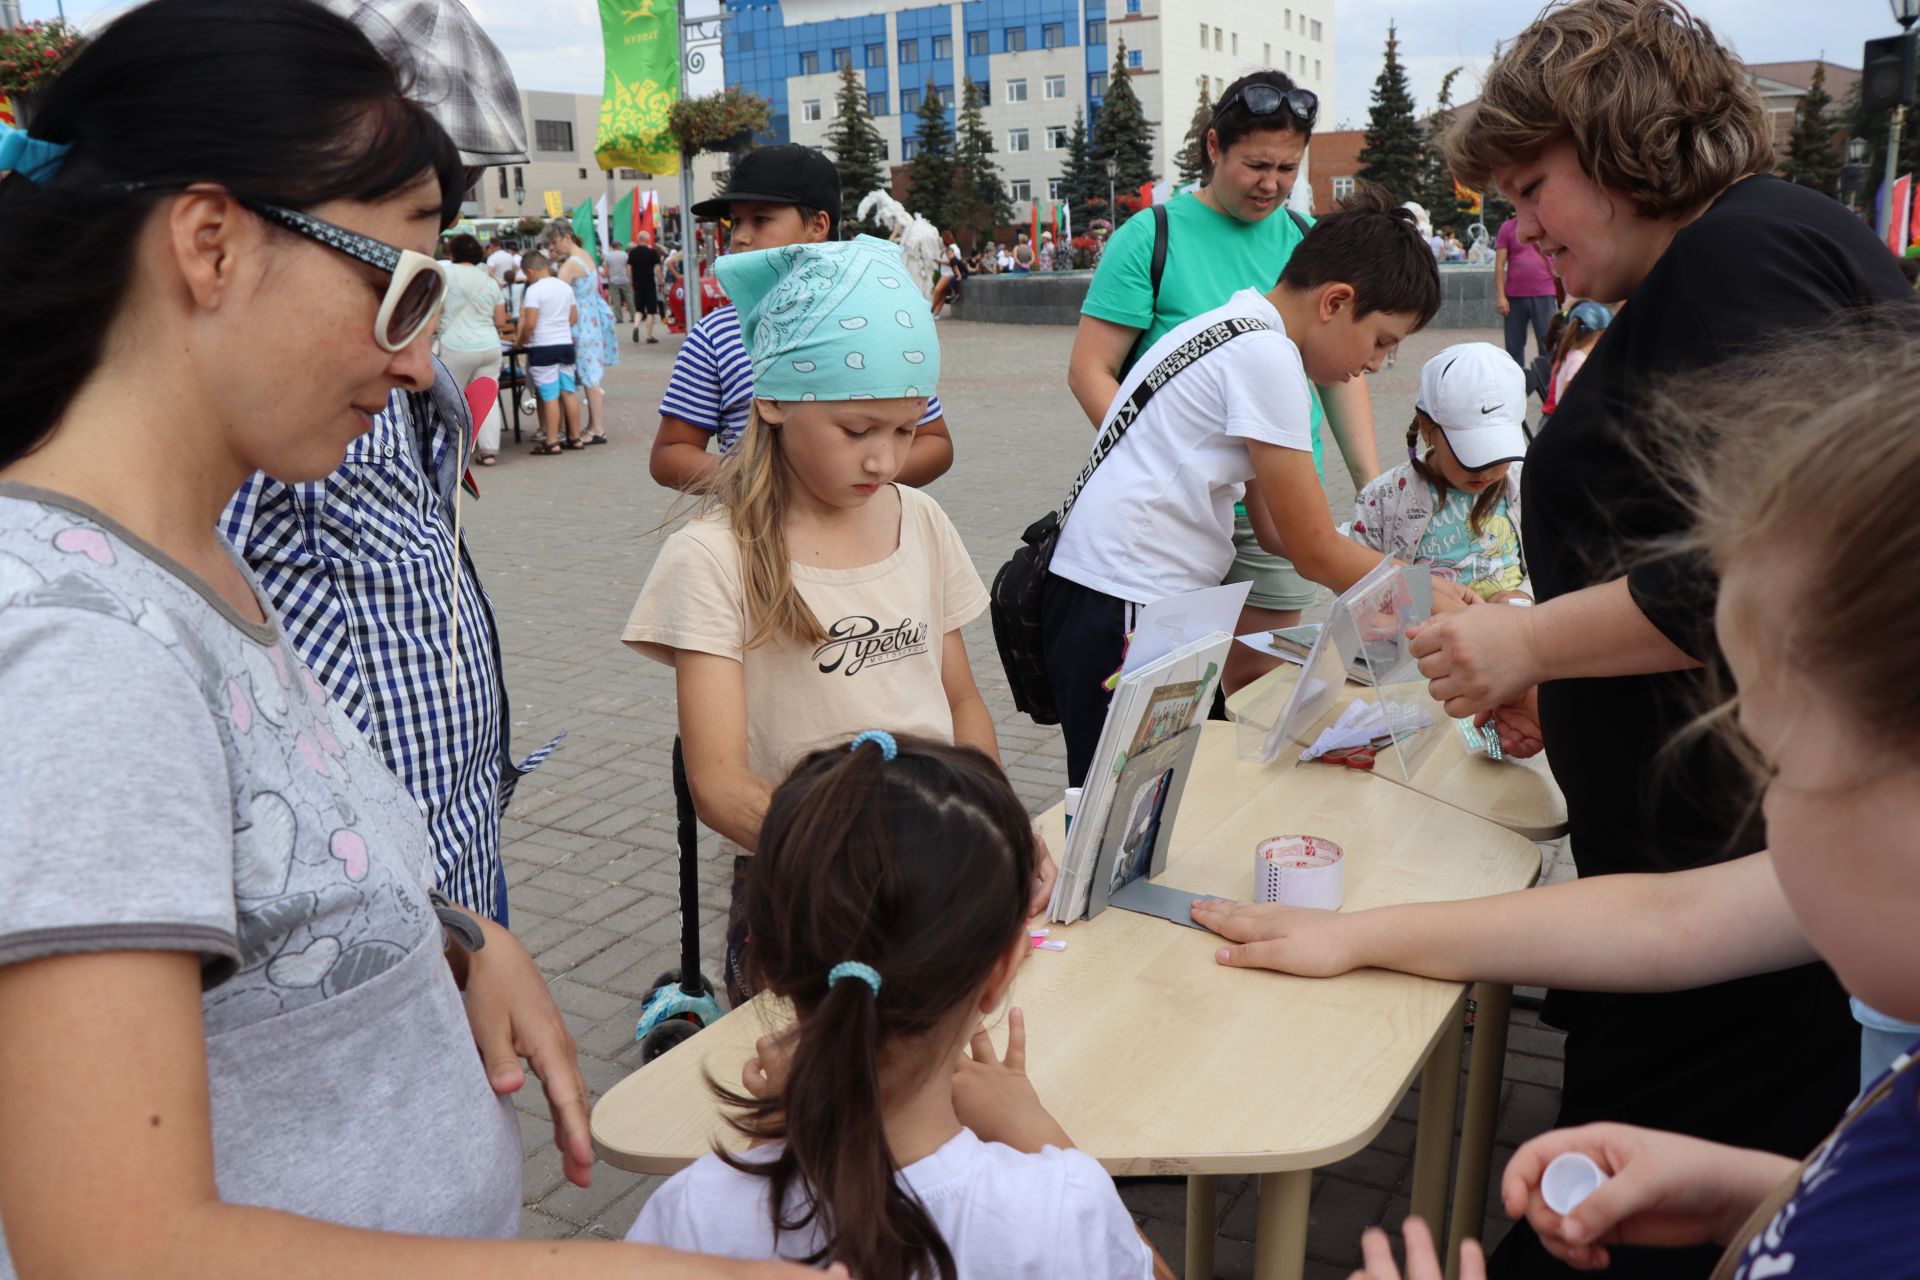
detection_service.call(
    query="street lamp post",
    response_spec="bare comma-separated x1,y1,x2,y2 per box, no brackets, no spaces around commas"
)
1105,158,1116,225
1844,135,1871,213
1883,0,1920,234
514,171,525,218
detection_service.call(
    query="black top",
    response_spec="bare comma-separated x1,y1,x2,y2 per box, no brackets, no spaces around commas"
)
1522,175,1918,1161
630,244,662,297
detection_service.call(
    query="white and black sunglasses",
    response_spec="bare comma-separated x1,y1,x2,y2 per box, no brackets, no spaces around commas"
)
235,198,447,352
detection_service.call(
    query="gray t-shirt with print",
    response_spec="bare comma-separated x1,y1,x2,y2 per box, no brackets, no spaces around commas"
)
0,487,519,1273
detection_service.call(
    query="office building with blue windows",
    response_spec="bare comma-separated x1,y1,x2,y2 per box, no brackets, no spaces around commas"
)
720,0,1336,219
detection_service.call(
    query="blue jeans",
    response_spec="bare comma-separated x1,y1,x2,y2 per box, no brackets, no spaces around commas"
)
1503,293,1555,365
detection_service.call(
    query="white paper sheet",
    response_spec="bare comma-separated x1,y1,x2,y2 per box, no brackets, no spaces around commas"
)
1123,581,1253,675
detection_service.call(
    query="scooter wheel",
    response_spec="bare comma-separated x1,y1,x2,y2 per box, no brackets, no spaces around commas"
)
640,1016,703,1063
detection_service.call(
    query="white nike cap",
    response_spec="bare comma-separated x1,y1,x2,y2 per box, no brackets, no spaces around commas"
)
1416,342,1529,470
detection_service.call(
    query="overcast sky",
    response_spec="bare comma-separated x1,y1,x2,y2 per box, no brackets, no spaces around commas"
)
18,0,1901,129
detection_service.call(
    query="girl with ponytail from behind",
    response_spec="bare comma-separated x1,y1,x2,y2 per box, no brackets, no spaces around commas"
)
627,732,1168,1280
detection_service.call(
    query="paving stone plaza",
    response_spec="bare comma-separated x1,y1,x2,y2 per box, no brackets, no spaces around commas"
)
466,317,1572,1276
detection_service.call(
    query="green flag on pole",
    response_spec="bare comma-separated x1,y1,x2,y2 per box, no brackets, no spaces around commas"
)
571,200,600,263
611,188,638,247
595,0,680,176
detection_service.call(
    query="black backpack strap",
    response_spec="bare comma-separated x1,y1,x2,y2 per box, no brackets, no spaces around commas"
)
1285,207,1310,236
1148,203,1170,307
1061,315,1271,521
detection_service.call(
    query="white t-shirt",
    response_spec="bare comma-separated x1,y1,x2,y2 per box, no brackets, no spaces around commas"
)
485,247,516,286
626,1129,1152,1280
1051,289,1314,604
522,276,576,347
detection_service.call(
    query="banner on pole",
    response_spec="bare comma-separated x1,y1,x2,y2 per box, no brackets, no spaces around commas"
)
1888,174,1912,257
1453,178,1483,215
544,189,565,218
573,200,601,262
595,0,681,177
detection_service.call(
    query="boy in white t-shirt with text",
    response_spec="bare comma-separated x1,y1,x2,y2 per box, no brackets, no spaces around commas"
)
1043,188,1463,784
514,250,581,454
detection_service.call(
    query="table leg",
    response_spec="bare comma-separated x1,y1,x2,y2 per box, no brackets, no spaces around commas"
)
1410,992,1466,1238
1446,982,1513,1280
1251,1169,1312,1280
1186,1175,1217,1280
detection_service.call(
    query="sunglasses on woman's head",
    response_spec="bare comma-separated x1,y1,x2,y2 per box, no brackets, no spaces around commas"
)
236,199,447,352
1214,84,1319,131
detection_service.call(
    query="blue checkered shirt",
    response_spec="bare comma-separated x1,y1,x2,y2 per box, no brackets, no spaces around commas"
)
220,372,548,920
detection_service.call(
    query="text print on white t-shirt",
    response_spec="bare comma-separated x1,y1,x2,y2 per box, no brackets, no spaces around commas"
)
812,615,930,675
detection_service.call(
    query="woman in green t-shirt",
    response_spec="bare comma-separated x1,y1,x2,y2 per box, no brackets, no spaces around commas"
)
1066,70,1382,693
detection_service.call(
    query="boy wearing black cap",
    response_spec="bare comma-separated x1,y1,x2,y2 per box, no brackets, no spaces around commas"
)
649,143,956,489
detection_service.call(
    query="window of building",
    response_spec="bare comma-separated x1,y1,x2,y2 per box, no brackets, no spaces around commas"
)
738,30,756,51
1125,0,1141,13
1046,124,1069,149
1006,77,1028,103
802,99,822,122
933,34,952,59
1045,74,1066,99
1332,176,1355,199
1049,178,1065,199
1042,23,1063,49
1198,22,1207,48
899,38,918,63
1213,76,1223,97
1285,9,1293,31
1008,127,1031,152
1213,26,1222,51
799,49,819,74
968,30,987,56
497,169,508,198
1311,19,1323,41
1089,71,1107,96
1127,48,1142,69
1011,178,1032,202
577,167,587,179
1285,50,1292,73
901,87,921,112
1232,32,1239,55
977,79,991,105
1314,59,1322,79
868,91,888,115
833,47,851,71
904,138,921,160
1006,27,1026,52
1087,18,1106,45
866,43,884,67
534,119,573,153
619,168,640,179
934,84,953,107
1264,41,1271,64
879,139,890,159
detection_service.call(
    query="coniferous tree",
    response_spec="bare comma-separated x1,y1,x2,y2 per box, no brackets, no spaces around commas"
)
1781,63,1841,199
951,76,1012,246
904,76,957,233
1355,23,1424,201
827,61,889,236
1416,67,1468,235
1092,38,1157,224
1177,80,1213,188
1056,107,1102,235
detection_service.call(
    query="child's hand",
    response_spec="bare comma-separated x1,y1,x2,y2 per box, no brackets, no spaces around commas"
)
1351,1218,1484,1280
1431,579,1482,613
458,918,595,1188
1189,898,1362,977
1500,1124,1796,1271
1408,601,1543,719
740,1030,796,1100
1028,836,1059,920
1479,688,1544,758
951,1007,1073,1154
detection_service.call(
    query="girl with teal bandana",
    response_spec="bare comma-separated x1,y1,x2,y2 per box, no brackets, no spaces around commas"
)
622,237,1057,1004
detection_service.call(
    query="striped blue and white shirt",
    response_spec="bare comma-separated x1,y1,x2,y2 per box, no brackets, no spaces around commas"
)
220,372,551,922
660,304,944,452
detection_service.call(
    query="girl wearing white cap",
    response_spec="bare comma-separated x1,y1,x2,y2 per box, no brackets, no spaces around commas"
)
623,237,1055,1004
1349,342,1530,603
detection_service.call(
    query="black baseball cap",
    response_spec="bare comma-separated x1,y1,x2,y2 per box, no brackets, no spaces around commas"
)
690,143,841,223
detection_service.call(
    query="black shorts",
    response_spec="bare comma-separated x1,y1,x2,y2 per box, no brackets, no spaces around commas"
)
525,342,577,368
635,291,663,319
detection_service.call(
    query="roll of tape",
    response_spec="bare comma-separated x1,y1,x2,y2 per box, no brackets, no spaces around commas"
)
1255,835,1344,910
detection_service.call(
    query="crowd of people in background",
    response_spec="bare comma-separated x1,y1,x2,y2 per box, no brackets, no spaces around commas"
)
6,0,1920,1279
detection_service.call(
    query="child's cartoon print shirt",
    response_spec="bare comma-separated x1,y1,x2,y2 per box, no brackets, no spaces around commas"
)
0,487,519,1272
1350,461,1529,600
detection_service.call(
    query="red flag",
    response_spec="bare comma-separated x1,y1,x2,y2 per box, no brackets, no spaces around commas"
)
1030,201,1040,252
1138,182,1154,209
639,189,656,240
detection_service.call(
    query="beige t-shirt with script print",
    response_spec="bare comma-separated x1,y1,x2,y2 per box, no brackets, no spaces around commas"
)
624,484,988,803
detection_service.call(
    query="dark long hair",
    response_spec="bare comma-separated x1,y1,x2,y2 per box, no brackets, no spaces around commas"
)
0,0,463,467
1204,69,1313,184
714,736,1037,1280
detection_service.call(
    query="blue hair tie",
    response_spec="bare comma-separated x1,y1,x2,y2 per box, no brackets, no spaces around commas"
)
849,729,897,761
827,961,882,996
0,124,73,186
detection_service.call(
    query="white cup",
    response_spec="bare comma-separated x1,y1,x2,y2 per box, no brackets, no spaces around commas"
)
1540,1152,1609,1215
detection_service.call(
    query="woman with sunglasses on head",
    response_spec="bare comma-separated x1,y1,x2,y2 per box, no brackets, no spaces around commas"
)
0,3,813,1277
1066,70,1386,697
